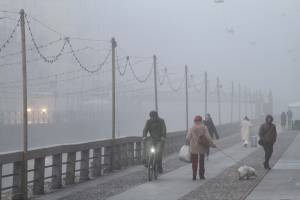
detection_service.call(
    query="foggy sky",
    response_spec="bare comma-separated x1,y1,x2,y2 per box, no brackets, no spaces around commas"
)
1,0,300,112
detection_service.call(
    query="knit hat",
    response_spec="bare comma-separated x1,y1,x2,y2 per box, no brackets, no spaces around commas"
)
194,115,202,122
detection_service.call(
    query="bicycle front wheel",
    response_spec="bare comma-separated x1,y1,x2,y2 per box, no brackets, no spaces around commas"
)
148,155,153,181
153,155,158,180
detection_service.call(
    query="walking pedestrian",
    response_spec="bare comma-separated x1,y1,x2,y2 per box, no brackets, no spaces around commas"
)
258,115,277,170
204,113,219,159
186,115,216,180
281,112,287,129
204,114,220,139
241,116,253,147
287,110,293,129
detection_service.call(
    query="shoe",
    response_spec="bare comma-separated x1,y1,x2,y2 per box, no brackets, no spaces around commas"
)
265,165,271,170
193,176,196,181
264,162,271,170
200,176,206,180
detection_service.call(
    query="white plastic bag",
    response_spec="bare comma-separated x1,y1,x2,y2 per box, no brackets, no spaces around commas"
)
179,145,191,163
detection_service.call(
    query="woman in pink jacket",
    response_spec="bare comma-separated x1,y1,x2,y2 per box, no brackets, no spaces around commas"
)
186,115,216,180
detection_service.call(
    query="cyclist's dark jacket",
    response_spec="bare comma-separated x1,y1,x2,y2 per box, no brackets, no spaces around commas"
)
143,118,167,142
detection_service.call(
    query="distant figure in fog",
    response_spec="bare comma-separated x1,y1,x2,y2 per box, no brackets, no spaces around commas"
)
281,112,287,129
204,114,219,159
241,116,252,147
186,115,216,180
259,115,277,170
287,110,293,129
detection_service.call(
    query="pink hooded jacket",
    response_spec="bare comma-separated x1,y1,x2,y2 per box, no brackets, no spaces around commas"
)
186,123,214,154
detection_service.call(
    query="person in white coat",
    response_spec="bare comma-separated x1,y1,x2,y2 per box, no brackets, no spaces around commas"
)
241,116,252,147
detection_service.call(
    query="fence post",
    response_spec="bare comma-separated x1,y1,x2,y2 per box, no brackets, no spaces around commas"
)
185,65,189,133
128,143,134,166
79,150,89,182
52,154,62,189
92,148,102,177
121,143,128,167
104,146,111,173
65,152,76,185
12,161,25,200
20,9,29,200
0,164,2,200
217,77,222,125
33,157,45,195
135,142,142,164
114,144,121,170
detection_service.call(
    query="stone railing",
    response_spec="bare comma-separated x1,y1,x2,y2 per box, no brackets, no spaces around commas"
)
0,137,143,200
0,121,248,199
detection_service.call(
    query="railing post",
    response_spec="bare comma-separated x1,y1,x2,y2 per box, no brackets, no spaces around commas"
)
104,146,111,173
79,150,89,182
33,157,45,195
121,143,128,168
114,144,121,170
128,143,134,166
0,164,2,200
135,142,142,164
52,154,62,189
12,161,25,200
65,152,76,185
92,148,102,177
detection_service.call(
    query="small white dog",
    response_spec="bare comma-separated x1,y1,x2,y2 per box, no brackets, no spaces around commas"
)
237,165,257,180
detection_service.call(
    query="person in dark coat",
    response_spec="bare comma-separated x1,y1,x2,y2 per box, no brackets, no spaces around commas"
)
259,115,277,170
287,110,293,129
204,114,219,159
204,114,219,139
143,111,167,173
281,112,287,129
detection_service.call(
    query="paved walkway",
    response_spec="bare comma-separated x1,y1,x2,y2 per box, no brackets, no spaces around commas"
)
246,131,300,200
35,130,244,200
107,143,257,200
33,127,300,200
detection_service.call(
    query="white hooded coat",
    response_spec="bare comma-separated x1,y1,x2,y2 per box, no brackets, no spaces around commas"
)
241,120,252,144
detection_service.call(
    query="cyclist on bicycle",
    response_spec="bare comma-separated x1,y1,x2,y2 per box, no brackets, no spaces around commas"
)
143,111,167,173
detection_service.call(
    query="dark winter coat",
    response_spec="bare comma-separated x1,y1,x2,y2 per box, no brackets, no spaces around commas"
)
259,123,277,145
204,119,218,138
143,118,167,142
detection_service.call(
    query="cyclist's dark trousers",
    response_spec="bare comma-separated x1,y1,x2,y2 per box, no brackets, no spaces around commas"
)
263,143,273,168
156,141,164,172
191,153,205,178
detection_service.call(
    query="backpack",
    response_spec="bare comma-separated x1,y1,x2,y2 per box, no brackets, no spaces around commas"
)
198,134,210,147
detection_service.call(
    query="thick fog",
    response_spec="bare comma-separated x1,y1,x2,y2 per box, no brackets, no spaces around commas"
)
0,0,299,152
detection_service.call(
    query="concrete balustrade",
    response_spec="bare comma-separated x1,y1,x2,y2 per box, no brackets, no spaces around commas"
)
0,121,247,199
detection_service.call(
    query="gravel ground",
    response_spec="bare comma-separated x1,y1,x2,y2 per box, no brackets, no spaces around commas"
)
179,130,298,200
49,130,244,200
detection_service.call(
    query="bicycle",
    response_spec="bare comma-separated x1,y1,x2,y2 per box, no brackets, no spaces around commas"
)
144,137,159,181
